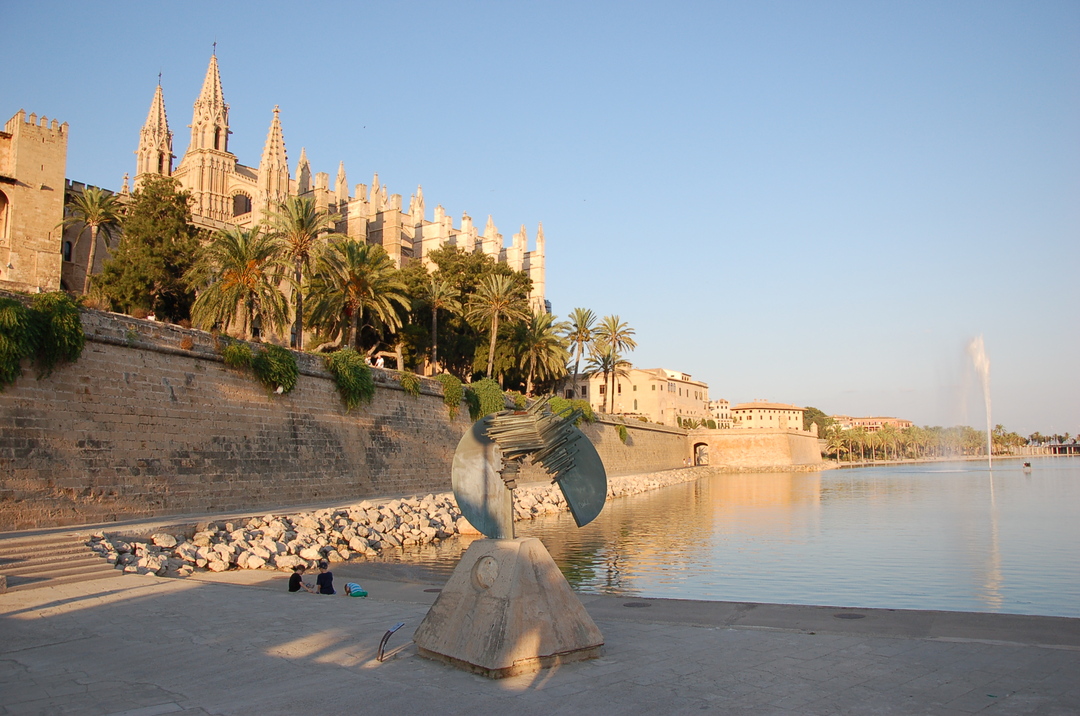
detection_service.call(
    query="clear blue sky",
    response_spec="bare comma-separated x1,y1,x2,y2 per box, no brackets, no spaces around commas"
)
3,1,1077,437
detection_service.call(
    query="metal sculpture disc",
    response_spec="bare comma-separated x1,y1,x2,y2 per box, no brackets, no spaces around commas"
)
451,399,608,539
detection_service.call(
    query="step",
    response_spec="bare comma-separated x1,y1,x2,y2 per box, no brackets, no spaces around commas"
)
0,553,105,575
1,560,119,581
0,534,89,551
5,568,126,593
0,543,90,561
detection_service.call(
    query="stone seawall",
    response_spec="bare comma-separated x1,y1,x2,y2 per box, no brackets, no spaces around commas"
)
0,308,691,531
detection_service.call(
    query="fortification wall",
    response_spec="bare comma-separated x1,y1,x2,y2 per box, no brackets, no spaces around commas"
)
0,309,689,531
690,428,824,468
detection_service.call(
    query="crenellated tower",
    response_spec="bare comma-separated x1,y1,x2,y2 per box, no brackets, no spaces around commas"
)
134,82,173,187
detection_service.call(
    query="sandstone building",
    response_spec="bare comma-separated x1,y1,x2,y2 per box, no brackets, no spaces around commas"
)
731,400,807,431
570,368,710,427
831,415,913,432
0,110,68,293
134,54,547,312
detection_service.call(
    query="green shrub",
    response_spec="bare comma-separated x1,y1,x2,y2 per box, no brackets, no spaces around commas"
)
398,371,421,398
616,424,629,444
0,292,85,390
467,378,505,420
548,396,595,426
325,348,375,411
252,344,298,394
506,390,526,409
706,419,717,429
32,292,84,376
0,298,36,390
434,373,464,418
221,342,254,369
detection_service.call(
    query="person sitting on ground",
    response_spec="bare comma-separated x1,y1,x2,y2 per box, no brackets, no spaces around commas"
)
289,564,314,593
315,560,336,595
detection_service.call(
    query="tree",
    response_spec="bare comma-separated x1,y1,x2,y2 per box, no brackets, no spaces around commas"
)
59,186,122,295
563,307,596,398
586,344,631,413
305,239,410,351
825,424,848,462
95,176,202,321
267,196,343,350
513,311,569,396
465,273,529,379
422,275,461,372
803,406,835,435
595,315,637,410
188,226,289,339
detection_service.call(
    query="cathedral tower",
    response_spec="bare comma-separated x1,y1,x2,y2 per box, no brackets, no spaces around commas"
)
134,82,173,187
172,53,237,222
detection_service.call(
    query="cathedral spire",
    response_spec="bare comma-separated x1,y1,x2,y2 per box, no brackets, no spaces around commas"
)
189,54,229,152
296,147,311,194
336,161,349,203
135,82,173,185
257,106,290,212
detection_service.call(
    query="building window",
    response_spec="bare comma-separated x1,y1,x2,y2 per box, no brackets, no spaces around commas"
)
233,194,252,216
62,241,73,262
599,385,606,395
581,386,587,396
634,399,638,410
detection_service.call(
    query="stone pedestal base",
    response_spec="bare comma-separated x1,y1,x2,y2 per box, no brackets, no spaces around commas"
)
413,537,604,679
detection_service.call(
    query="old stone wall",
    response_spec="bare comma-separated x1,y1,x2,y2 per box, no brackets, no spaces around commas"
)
0,308,690,531
689,428,824,469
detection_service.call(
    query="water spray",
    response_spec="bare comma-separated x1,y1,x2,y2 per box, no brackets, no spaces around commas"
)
967,336,992,469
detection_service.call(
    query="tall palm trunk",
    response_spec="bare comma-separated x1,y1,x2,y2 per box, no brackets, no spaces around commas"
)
82,225,99,294
293,263,304,349
431,305,439,372
486,314,499,378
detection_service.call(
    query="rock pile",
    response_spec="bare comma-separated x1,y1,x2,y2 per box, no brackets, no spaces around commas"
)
86,468,711,577
87,493,465,577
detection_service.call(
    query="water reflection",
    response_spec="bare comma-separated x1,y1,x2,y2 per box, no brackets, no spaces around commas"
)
378,457,1079,617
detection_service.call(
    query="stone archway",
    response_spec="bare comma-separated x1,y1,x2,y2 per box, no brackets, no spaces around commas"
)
693,442,709,466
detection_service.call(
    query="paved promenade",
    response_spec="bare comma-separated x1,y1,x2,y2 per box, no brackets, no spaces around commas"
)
2,562,1078,716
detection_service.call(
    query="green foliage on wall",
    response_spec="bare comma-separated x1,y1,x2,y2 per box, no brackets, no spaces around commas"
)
218,340,297,395
398,371,421,398
616,424,629,444
252,345,298,394
506,390,527,409
433,373,463,418
467,378,505,421
0,292,85,390
325,348,375,411
548,396,595,426
221,342,253,369
707,419,717,429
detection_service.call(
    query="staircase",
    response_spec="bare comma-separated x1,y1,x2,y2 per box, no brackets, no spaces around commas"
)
0,532,123,593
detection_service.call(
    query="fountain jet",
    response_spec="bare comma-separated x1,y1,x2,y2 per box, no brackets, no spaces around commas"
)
967,336,992,468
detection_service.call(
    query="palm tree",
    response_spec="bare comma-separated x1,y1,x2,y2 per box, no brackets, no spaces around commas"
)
267,196,343,350
59,187,122,294
465,274,529,379
305,239,410,351
514,311,569,396
188,226,289,339
562,307,596,399
825,425,847,462
422,275,461,373
586,345,631,414
595,315,637,403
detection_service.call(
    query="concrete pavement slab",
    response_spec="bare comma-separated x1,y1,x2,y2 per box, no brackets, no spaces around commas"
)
1,569,1078,715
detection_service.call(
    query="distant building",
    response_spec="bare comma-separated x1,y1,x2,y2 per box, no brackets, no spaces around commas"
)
832,415,913,432
731,400,807,431
568,368,709,427
707,399,732,428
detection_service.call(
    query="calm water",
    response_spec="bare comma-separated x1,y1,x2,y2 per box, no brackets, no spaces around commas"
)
381,457,1080,617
